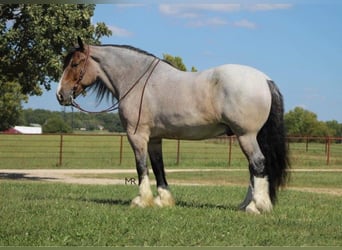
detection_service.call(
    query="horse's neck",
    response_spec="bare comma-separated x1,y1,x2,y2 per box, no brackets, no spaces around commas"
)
91,46,156,99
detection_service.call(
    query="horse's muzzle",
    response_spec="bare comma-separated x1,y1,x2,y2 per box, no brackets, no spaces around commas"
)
56,92,73,106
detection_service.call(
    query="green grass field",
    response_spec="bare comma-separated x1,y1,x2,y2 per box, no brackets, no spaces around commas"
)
0,134,341,168
1,180,341,246
1,134,341,246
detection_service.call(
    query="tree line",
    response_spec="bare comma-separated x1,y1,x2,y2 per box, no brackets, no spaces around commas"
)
20,108,124,133
17,107,342,137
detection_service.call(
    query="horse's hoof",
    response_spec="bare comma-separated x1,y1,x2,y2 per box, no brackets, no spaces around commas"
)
245,201,261,215
255,199,273,213
130,195,154,208
154,188,175,207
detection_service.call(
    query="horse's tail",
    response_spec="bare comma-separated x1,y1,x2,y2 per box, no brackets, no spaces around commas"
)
257,80,290,204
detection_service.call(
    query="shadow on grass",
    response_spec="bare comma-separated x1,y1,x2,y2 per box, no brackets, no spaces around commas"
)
81,197,238,211
176,200,239,211
82,198,132,206
0,172,57,181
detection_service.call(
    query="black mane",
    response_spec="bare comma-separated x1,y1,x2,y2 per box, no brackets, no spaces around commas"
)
63,44,176,104
107,44,157,58
100,44,175,67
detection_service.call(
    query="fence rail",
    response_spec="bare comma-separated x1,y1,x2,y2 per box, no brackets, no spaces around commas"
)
0,134,341,169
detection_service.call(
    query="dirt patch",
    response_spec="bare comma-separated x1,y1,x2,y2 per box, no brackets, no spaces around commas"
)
1,168,341,196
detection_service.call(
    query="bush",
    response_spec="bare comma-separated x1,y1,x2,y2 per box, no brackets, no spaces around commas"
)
43,117,72,133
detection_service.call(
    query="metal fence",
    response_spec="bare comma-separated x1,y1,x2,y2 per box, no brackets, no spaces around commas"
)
0,134,341,169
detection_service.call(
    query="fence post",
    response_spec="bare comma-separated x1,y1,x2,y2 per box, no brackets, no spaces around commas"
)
306,136,309,152
119,135,123,165
176,139,180,165
326,136,330,165
59,134,64,166
228,136,232,167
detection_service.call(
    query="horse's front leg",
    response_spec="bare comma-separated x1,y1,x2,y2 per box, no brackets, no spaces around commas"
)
128,133,154,207
148,138,175,207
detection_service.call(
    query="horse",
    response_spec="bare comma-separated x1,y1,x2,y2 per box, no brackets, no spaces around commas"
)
57,37,289,214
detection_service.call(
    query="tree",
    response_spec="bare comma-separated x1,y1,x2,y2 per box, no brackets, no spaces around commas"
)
163,53,197,72
326,120,342,137
0,81,27,131
284,107,335,137
285,107,318,136
43,117,72,133
1,4,111,95
0,4,112,130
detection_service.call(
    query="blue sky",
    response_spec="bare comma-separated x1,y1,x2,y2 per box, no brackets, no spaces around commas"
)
24,2,342,122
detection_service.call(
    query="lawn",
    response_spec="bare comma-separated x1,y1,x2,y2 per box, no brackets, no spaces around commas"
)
0,134,341,169
1,134,341,246
1,180,341,246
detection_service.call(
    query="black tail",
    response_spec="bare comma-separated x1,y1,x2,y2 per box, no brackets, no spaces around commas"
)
257,80,290,204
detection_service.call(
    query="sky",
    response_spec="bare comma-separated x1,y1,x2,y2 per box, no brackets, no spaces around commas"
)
23,1,342,122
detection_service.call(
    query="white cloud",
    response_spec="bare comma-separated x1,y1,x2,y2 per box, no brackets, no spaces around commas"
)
232,19,257,29
108,25,133,37
247,4,293,11
159,4,241,17
159,3,293,29
159,3,293,17
188,17,228,27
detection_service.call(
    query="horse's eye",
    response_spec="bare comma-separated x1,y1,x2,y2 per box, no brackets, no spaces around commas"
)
71,62,79,68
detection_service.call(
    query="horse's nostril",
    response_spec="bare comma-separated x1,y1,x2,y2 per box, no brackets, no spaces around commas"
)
57,93,63,103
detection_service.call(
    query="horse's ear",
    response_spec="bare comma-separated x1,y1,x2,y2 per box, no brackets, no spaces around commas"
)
77,36,84,51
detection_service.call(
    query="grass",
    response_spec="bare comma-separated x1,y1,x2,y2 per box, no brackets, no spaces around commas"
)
1,181,341,246
1,134,341,246
0,134,342,169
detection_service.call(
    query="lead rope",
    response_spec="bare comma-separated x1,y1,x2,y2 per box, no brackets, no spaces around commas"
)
133,59,160,134
71,58,160,133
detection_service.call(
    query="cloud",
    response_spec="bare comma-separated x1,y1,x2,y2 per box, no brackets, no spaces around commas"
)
247,4,293,11
159,3,293,17
159,4,241,17
187,17,228,27
108,25,133,37
232,19,257,29
159,3,293,29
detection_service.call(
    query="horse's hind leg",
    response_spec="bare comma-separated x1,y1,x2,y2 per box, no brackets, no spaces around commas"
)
127,133,154,207
148,138,175,207
238,133,273,214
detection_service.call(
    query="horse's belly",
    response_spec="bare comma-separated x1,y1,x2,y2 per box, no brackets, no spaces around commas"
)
151,123,228,140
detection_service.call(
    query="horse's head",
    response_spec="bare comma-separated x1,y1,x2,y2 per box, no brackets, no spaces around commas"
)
57,37,96,106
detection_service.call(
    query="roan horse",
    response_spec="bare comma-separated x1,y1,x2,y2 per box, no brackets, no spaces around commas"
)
57,37,289,214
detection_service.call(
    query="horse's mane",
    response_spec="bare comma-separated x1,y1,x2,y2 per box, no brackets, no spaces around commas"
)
91,44,179,103
102,44,175,67
63,44,176,103
107,44,157,58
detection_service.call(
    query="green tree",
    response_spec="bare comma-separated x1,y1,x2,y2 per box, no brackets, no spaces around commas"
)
43,117,72,133
284,106,336,137
0,81,27,131
190,66,198,72
0,4,112,130
285,107,318,136
326,120,342,137
163,53,197,72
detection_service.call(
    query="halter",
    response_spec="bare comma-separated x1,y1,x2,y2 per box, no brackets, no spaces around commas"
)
72,45,90,98
70,51,160,133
